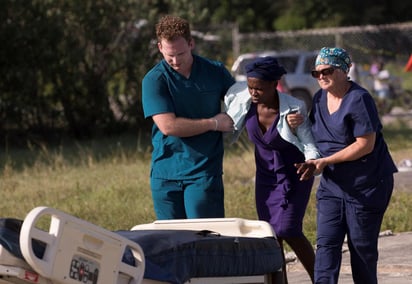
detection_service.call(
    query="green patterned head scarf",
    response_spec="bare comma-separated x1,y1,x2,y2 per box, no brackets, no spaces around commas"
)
315,47,352,73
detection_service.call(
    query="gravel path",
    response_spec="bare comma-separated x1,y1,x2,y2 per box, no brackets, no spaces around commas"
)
287,231,412,283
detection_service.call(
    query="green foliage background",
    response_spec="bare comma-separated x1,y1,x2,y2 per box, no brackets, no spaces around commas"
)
1,0,412,143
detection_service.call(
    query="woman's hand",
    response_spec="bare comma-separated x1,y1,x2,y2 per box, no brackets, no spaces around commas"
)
286,113,304,129
294,162,316,181
295,158,328,180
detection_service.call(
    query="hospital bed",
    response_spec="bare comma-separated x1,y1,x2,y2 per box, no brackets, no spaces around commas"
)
0,207,284,284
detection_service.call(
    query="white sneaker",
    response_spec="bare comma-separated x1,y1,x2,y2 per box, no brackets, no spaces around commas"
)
397,159,412,172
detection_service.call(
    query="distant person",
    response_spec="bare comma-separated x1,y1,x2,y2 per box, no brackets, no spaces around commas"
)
142,15,235,220
226,56,320,283
347,61,358,82
370,59,391,99
291,47,397,284
369,58,381,76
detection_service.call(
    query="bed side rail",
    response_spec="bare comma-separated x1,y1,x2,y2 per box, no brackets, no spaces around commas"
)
20,206,145,284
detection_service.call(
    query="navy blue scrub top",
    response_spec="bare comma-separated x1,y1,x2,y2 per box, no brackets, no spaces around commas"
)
310,82,397,193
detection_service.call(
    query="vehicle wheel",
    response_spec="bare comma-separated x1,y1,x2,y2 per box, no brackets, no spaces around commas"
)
290,89,312,111
399,89,412,110
376,98,392,116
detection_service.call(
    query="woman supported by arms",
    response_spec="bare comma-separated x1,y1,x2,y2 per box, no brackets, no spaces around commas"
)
226,57,320,283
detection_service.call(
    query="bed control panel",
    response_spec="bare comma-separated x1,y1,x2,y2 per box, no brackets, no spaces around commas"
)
69,255,99,284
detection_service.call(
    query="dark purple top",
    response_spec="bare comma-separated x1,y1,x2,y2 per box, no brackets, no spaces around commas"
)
246,104,307,188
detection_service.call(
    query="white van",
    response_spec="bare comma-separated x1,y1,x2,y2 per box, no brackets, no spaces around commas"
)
231,50,319,110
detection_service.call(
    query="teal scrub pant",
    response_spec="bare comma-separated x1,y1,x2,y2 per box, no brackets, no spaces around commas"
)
315,175,393,284
150,175,225,220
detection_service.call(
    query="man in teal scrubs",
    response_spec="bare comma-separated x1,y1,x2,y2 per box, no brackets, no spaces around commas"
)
142,15,235,220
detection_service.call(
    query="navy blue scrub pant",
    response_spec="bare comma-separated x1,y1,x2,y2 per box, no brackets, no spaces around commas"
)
314,176,394,284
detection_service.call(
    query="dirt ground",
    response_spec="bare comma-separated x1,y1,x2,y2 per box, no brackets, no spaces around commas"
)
287,231,412,283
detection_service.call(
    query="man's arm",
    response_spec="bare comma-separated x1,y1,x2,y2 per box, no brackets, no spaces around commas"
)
153,112,235,137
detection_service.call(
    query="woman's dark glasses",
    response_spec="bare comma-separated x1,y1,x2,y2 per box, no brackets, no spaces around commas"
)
311,67,335,78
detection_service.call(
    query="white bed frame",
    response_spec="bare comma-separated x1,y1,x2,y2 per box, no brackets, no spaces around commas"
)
0,207,283,284
0,206,145,284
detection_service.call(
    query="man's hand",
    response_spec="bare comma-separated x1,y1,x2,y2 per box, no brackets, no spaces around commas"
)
212,113,235,132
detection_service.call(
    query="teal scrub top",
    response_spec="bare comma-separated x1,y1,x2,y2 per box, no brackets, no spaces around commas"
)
142,54,235,180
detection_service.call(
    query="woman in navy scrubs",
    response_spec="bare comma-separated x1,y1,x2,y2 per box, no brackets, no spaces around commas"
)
294,47,397,284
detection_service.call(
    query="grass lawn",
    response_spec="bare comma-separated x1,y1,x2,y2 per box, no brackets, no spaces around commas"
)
1,120,412,247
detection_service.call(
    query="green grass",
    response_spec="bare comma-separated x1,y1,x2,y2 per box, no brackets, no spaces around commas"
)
1,122,412,248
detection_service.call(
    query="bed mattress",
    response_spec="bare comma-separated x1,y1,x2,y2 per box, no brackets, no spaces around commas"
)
117,229,282,284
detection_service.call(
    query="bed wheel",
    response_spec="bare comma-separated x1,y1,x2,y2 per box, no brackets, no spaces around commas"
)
269,270,285,284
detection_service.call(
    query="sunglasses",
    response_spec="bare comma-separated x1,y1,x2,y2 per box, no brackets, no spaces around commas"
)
311,67,335,78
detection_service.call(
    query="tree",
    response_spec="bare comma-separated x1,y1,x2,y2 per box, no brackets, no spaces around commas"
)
1,0,156,140
1,0,412,144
